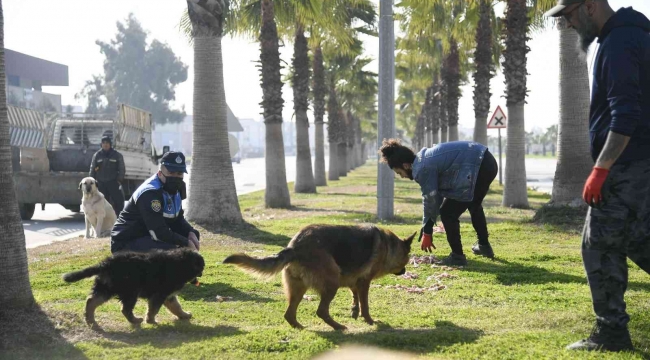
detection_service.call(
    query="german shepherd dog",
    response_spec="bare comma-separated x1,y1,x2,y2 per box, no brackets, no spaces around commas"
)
224,224,415,330
63,248,205,328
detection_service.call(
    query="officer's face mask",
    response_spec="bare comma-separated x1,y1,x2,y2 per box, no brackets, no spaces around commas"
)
161,173,184,195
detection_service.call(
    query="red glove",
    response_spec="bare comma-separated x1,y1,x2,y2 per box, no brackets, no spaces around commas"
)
421,233,436,253
583,167,610,206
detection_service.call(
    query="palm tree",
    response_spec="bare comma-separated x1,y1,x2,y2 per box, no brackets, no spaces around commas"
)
183,0,243,224
501,0,529,208
551,18,592,205
258,0,291,208
439,65,449,143
0,0,35,308
326,75,341,181
472,0,498,146
338,55,377,171
291,23,316,193
312,44,328,186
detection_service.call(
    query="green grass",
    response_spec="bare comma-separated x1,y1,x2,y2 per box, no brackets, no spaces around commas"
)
6,161,649,359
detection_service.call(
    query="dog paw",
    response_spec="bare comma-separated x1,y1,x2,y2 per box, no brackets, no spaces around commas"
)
177,312,192,320
86,321,102,331
363,317,374,325
333,324,348,331
350,306,359,319
146,318,158,325
130,317,144,325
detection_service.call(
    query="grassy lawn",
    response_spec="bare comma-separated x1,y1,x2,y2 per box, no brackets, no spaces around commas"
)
5,161,649,359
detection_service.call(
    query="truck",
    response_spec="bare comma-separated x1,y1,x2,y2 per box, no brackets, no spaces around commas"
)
10,103,160,220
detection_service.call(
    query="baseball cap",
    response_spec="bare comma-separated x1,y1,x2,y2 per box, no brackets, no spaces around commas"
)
544,0,585,17
101,135,112,144
160,151,188,173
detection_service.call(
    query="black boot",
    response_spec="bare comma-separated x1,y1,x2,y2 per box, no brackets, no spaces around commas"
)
566,321,634,352
472,242,494,259
439,252,467,266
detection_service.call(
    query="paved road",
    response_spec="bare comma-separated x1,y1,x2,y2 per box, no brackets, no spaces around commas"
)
23,156,557,249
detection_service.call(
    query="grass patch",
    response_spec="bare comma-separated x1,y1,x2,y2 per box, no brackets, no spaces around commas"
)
12,161,650,359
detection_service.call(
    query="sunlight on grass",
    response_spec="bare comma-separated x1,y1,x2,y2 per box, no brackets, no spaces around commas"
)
13,161,650,360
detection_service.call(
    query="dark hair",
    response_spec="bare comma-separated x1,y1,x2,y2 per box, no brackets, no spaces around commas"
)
378,138,416,169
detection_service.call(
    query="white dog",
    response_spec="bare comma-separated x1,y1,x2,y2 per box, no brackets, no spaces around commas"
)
79,177,117,239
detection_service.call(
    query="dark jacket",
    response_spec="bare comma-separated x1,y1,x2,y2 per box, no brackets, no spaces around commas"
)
111,174,199,251
90,148,125,183
412,141,488,226
590,7,650,163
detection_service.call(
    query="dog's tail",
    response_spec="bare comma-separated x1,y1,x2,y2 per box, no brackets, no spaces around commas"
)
223,248,295,279
63,264,102,283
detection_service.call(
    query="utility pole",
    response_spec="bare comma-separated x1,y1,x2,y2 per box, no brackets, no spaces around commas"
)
377,0,395,220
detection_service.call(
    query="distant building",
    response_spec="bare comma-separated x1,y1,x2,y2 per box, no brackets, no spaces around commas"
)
152,106,243,156
4,49,68,113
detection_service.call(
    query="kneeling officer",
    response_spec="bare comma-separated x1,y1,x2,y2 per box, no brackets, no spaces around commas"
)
110,151,200,253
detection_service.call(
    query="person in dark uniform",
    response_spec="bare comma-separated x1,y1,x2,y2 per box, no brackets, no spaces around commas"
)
90,136,125,216
545,0,650,352
110,151,200,253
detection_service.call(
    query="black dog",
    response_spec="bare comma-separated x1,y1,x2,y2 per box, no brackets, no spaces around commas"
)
63,248,205,328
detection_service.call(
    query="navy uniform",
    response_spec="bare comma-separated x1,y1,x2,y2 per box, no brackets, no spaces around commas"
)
90,136,126,216
110,151,199,253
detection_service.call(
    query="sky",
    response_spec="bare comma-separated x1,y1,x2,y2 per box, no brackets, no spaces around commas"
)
5,0,650,134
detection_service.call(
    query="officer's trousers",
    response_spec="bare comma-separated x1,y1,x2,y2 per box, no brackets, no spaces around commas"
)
98,180,124,216
111,235,179,254
582,158,650,328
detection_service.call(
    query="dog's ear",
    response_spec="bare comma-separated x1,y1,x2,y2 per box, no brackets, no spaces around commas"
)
78,181,83,190
404,231,417,247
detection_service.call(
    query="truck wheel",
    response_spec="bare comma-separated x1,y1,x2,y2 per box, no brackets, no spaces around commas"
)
19,203,36,220
64,205,81,213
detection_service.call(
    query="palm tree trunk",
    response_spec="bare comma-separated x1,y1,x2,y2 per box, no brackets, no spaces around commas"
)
260,0,290,208
355,116,362,167
186,35,242,224
551,18,593,206
0,0,34,308
315,121,326,185
327,81,342,180
347,145,354,171
292,25,315,193
328,141,339,180
502,0,529,208
472,0,494,146
428,77,440,145
312,45,327,186
445,39,460,142
338,142,347,177
439,69,448,143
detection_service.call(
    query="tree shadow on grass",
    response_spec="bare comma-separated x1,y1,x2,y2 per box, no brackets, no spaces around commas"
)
0,304,88,360
181,281,274,303
98,323,243,349
314,320,482,354
203,222,292,247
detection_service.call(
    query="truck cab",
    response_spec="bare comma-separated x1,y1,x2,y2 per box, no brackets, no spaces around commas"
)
10,104,160,220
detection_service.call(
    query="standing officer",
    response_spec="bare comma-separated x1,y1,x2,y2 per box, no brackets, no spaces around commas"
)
545,0,650,352
90,135,125,216
110,151,200,253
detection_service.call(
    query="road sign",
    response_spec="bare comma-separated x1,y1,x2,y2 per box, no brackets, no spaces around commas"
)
487,105,507,129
